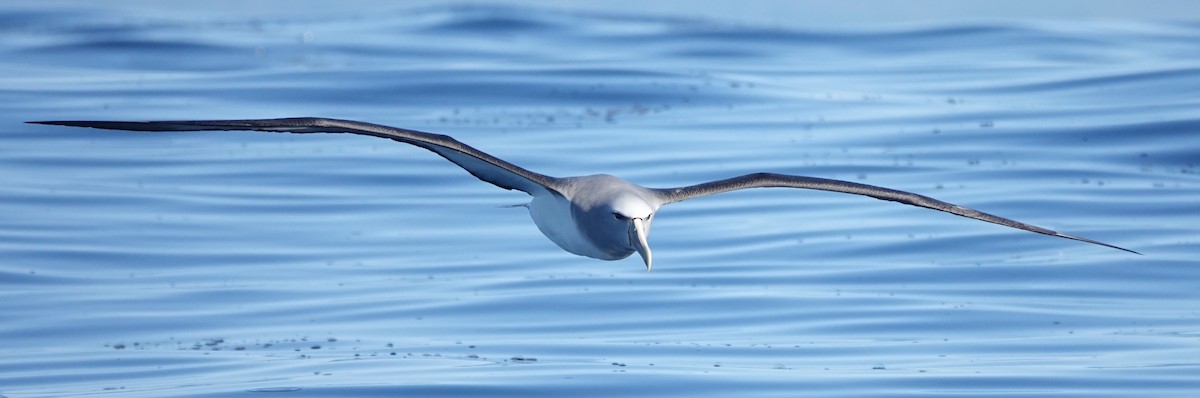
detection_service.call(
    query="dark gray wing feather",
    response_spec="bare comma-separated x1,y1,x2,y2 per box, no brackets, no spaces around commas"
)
653,172,1138,254
29,118,561,196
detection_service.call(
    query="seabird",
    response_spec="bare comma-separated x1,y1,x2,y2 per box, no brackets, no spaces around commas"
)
29,117,1138,269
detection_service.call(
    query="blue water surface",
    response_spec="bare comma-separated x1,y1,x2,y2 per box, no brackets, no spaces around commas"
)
1,2,1199,397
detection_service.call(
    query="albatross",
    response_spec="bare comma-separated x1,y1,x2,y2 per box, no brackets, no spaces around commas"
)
29,117,1138,269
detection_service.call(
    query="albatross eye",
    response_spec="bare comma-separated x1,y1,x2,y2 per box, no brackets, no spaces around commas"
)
612,212,626,221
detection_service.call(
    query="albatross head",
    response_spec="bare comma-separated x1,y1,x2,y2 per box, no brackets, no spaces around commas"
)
609,193,656,270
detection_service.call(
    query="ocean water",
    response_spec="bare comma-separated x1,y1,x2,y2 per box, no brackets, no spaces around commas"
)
2,3,1199,397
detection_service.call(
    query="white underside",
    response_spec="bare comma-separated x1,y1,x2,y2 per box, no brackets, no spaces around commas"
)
527,190,613,260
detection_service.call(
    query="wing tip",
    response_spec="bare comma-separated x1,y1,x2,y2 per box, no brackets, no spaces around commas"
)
1099,243,1142,255
1109,240,1142,255
27,120,81,126
27,120,138,129
1057,232,1141,255
27,119,252,132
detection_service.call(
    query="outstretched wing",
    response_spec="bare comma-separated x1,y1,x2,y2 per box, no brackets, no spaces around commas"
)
652,172,1138,254
29,118,562,196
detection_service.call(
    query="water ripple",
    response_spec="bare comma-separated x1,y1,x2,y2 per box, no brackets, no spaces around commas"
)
2,3,1198,397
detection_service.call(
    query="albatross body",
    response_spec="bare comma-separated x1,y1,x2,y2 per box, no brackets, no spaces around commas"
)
29,117,1138,269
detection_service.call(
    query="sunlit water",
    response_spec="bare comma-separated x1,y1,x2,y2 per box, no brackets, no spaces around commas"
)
2,3,1199,397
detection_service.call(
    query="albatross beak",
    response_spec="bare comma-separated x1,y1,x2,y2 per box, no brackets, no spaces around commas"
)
630,217,652,271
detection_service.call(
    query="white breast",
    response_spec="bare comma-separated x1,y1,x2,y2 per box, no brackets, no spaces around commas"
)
527,189,613,259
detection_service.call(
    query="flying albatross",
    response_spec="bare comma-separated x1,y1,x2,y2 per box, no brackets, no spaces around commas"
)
29,117,1138,269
